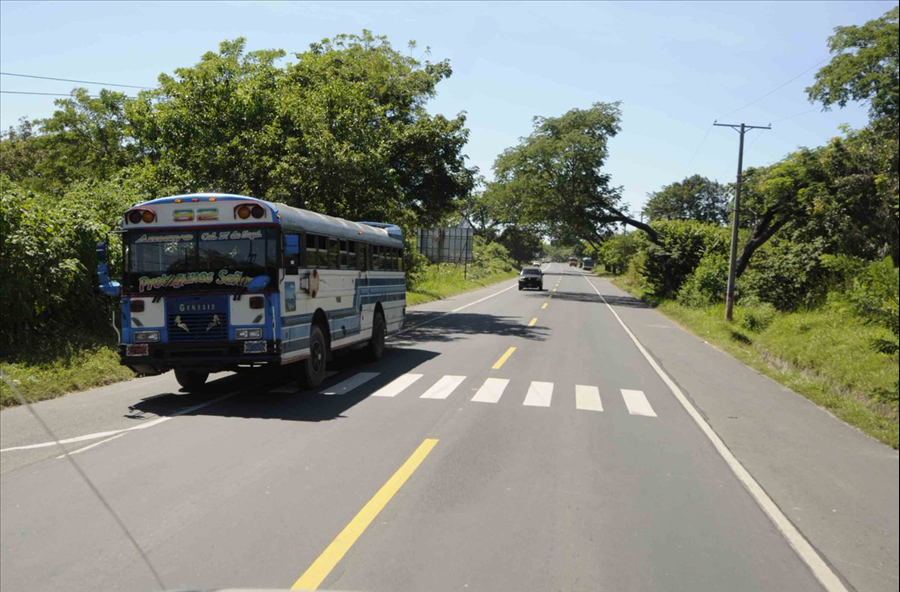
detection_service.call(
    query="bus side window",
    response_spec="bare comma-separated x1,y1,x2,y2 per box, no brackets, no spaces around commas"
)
347,241,358,270
328,238,339,269
392,248,399,270
359,243,369,271
340,240,349,269
306,234,319,268
398,248,404,271
373,246,382,270
317,236,328,268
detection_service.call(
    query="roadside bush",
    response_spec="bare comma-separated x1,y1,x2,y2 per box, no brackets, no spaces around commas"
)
739,302,778,333
0,175,144,356
676,251,729,308
596,232,639,275
848,256,899,356
640,220,730,298
739,238,829,311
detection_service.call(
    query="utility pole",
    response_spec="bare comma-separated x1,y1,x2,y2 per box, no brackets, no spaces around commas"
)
714,121,770,321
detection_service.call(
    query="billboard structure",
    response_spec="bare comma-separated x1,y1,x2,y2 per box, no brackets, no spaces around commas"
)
416,226,474,264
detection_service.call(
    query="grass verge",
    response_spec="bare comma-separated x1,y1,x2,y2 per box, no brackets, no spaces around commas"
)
407,267,518,306
611,276,899,449
1,336,136,408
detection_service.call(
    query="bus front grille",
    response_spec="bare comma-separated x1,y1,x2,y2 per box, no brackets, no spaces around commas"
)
167,312,228,342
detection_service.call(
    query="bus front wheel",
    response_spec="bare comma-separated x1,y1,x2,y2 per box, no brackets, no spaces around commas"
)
301,325,328,388
367,311,386,362
175,369,209,391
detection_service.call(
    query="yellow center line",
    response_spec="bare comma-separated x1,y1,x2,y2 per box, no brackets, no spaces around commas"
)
492,346,516,370
528,317,538,327
291,438,439,590
541,302,548,309
552,287,557,292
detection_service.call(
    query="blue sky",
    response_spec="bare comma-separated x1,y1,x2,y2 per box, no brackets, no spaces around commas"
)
1,1,894,215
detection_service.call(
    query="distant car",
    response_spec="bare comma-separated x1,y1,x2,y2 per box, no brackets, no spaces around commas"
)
568,256,578,267
518,267,543,291
582,257,594,271
532,260,541,267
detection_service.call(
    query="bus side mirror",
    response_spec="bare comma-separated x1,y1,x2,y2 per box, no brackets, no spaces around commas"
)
247,275,271,293
96,241,121,297
285,235,300,275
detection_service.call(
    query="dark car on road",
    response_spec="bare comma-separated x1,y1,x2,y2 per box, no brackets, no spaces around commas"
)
518,267,543,291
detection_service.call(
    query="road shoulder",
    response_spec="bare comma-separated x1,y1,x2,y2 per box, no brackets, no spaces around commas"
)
590,276,899,592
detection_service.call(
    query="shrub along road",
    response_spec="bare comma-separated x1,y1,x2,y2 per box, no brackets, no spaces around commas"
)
1,264,897,592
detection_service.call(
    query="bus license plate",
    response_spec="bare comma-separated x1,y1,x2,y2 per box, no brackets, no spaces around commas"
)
243,341,267,354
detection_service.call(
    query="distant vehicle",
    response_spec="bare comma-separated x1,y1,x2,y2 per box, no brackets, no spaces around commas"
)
568,256,578,267
518,267,544,291
582,257,594,271
96,193,406,391
532,260,541,267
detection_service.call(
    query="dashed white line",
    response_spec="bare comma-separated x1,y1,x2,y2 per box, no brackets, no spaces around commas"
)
319,372,379,396
523,381,553,407
471,378,509,403
371,373,423,398
420,375,466,400
575,385,603,412
621,389,657,417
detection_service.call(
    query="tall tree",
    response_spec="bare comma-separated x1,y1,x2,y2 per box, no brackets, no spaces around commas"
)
806,7,899,125
491,102,658,247
644,175,731,225
127,33,474,229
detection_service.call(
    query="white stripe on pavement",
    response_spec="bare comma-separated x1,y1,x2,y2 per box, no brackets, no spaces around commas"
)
621,389,657,417
371,374,423,398
420,375,466,400
523,381,553,407
319,372,379,396
471,378,509,403
575,385,603,411
582,274,846,592
55,433,127,459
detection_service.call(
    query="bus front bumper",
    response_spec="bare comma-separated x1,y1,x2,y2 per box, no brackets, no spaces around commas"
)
120,340,281,371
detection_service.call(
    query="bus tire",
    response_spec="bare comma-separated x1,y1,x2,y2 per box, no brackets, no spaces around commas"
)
175,369,209,391
367,311,386,362
300,324,327,388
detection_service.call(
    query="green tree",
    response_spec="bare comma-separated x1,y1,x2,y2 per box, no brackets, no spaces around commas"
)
644,175,730,225
127,34,474,229
497,225,542,264
806,7,899,125
491,102,658,248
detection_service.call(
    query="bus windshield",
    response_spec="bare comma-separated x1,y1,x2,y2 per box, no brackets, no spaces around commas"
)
125,227,277,294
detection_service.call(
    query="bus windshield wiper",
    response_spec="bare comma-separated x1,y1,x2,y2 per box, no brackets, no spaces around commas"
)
232,251,258,301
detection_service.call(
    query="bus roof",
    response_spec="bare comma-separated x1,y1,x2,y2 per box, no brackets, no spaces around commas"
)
131,193,404,248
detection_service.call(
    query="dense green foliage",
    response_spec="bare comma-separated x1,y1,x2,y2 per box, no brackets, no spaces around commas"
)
644,175,731,225
1,32,477,357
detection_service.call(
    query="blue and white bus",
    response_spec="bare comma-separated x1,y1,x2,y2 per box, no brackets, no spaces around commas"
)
97,193,406,390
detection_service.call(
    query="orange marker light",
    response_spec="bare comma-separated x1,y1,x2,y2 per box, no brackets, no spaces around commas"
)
174,198,183,203
209,197,216,202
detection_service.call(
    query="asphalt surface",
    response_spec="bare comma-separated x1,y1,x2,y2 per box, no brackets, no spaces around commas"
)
1,263,897,592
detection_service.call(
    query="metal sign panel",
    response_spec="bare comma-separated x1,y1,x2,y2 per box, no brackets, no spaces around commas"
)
416,227,474,263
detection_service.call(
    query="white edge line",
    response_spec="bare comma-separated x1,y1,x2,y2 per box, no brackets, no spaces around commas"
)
390,283,517,338
583,275,848,592
1,389,241,453
55,433,127,459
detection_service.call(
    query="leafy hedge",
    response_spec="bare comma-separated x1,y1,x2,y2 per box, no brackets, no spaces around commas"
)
1,175,144,356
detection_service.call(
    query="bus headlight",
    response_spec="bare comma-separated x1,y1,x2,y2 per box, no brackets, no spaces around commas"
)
134,331,160,343
236,328,263,340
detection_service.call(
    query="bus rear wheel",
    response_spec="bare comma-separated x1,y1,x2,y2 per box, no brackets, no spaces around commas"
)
367,311,386,362
175,369,209,391
300,324,328,388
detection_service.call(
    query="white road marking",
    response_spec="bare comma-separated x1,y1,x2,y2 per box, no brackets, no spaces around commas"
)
621,389,657,417
319,372,379,396
390,284,517,337
471,378,509,403
523,381,553,407
55,433,127,459
575,385,603,411
420,375,466,400
371,374,423,398
582,275,848,592
1,389,241,453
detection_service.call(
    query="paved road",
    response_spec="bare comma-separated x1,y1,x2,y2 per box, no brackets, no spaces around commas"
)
1,263,897,592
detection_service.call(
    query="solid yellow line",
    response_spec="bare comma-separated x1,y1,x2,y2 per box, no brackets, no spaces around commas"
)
492,346,516,370
528,317,537,327
291,438,439,590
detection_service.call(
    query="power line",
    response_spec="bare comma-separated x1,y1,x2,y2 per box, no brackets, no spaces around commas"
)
1,71,152,90
717,55,830,120
683,123,715,177
1,90,104,98
771,107,820,124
